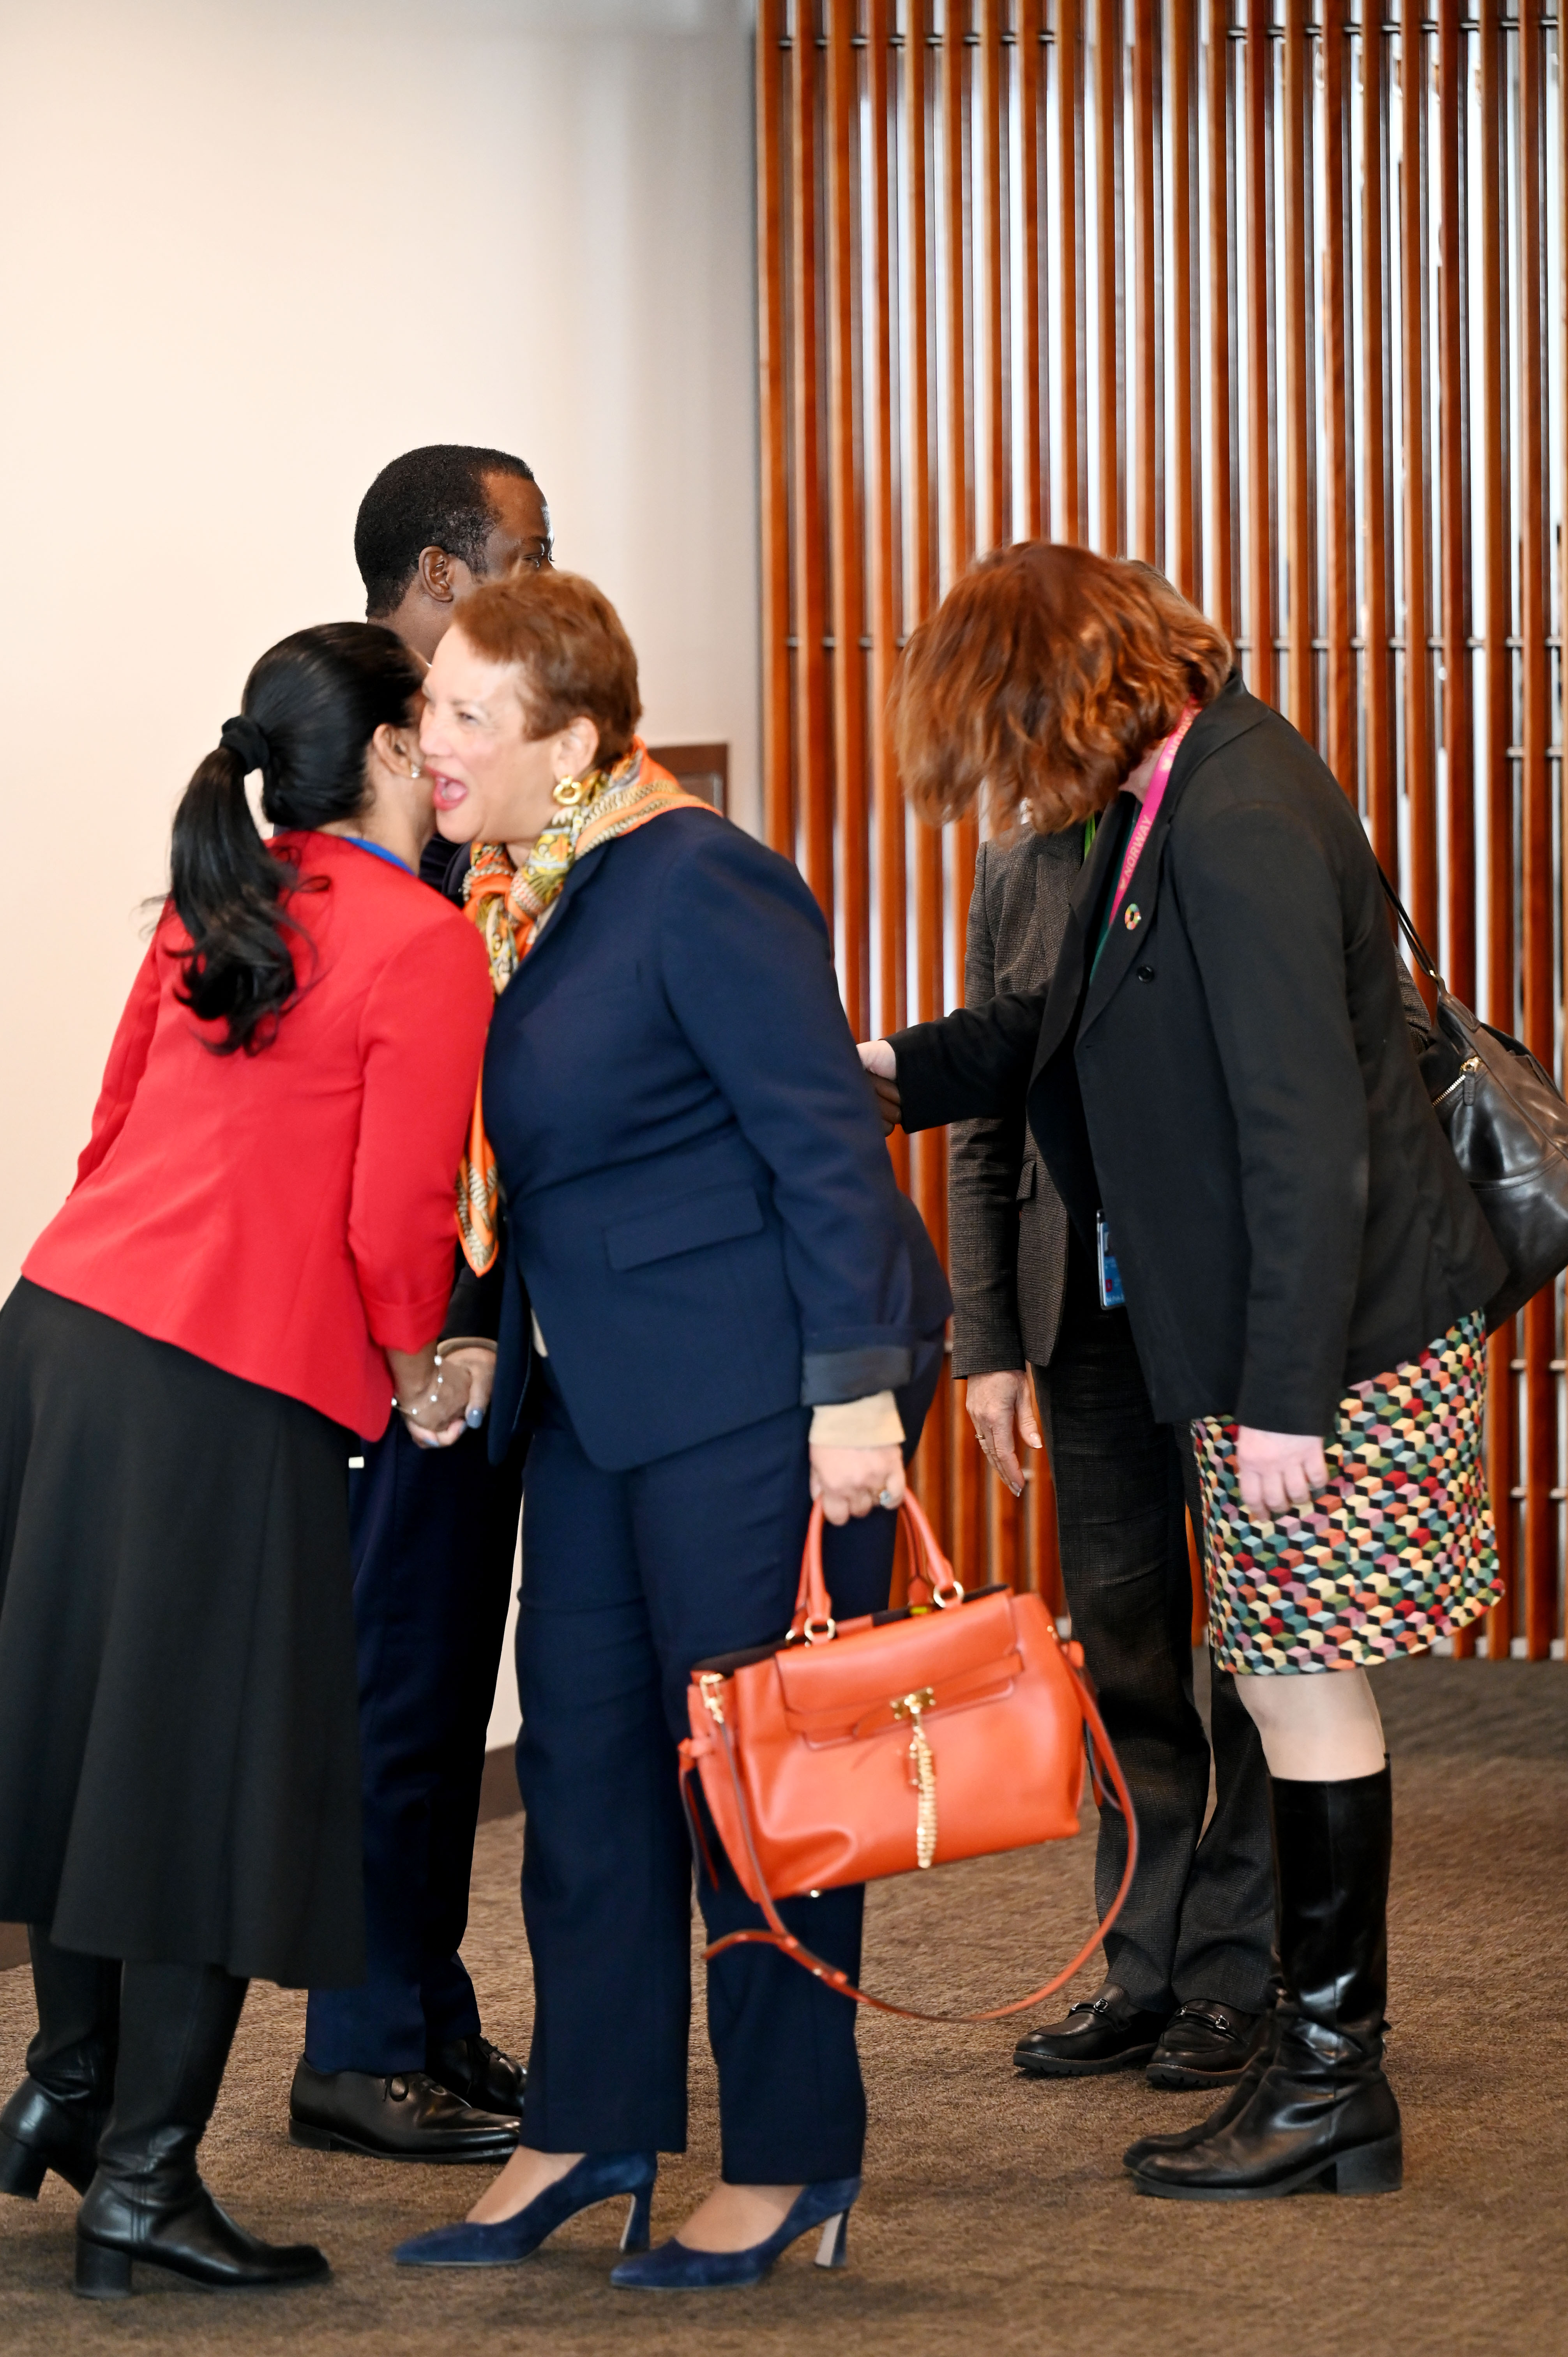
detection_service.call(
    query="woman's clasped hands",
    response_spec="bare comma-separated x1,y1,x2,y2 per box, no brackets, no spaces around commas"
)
386,1343,496,1449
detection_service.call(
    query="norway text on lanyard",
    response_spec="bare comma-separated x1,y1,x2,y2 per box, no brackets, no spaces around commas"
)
1103,702,1199,942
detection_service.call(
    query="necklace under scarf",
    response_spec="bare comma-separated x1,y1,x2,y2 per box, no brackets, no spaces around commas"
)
456,739,717,1275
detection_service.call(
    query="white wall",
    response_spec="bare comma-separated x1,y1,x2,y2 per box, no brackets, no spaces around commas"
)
0,0,759,1754
0,0,759,1289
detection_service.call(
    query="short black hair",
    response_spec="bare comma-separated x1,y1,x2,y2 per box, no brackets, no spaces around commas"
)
355,444,539,617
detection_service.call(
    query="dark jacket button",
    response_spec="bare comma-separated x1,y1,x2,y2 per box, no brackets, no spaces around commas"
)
1136,965,1155,982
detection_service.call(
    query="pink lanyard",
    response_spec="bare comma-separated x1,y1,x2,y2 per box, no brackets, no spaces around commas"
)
1104,702,1199,936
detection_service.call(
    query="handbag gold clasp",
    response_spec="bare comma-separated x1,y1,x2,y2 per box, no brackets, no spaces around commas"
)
891,1688,938,1868
698,1672,727,1725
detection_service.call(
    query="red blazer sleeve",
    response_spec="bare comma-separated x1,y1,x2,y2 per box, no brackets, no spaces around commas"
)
74,940,163,1187
348,913,494,1353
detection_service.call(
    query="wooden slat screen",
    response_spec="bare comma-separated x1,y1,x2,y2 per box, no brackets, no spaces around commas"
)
756,0,1566,1657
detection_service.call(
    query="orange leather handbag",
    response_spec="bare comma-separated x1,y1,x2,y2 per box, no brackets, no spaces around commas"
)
679,1491,1137,2023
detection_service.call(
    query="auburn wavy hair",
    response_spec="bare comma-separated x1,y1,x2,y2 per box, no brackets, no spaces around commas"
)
888,543,1233,834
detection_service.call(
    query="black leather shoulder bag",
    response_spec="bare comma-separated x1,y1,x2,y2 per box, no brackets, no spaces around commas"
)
1382,872,1568,1330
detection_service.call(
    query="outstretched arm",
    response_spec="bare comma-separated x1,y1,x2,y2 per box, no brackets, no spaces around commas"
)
872,991,1047,1133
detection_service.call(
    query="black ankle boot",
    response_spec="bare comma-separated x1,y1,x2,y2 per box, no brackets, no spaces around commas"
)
75,1960,328,2297
1131,1766,1402,2202
2,1927,120,2198
76,2127,330,2297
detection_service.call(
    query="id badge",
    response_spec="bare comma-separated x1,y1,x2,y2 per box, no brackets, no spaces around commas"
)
1096,1214,1125,1310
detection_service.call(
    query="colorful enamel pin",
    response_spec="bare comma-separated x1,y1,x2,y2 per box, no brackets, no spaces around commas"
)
1123,903,1141,930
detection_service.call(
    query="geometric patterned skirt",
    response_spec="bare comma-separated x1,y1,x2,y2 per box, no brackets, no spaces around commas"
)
1191,1310,1500,1675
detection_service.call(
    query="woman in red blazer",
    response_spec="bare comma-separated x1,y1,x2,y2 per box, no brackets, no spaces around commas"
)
0,623,492,2299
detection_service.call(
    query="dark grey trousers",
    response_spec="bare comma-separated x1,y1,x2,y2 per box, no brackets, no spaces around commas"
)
1033,1236,1275,2014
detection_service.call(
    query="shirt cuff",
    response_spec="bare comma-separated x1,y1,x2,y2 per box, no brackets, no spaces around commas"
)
808,1392,905,1447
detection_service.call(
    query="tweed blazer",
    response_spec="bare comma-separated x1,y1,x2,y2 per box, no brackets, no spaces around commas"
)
950,826,1085,1376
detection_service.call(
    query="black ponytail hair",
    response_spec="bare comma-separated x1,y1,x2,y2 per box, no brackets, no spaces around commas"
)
168,622,424,1053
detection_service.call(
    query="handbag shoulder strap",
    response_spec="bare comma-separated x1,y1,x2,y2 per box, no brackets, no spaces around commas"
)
1376,863,1444,992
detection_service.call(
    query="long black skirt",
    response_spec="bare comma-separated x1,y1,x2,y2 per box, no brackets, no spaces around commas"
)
0,1280,364,1987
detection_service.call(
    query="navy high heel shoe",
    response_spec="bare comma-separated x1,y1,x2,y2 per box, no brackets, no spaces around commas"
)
609,2176,860,2290
393,2152,657,2268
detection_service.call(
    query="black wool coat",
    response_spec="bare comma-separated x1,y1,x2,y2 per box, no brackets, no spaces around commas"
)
890,674,1505,1437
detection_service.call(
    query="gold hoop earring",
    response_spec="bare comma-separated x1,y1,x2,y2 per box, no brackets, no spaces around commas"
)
553,774,586,808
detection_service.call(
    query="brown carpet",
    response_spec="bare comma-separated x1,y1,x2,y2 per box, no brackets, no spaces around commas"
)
1,1656,1564,2355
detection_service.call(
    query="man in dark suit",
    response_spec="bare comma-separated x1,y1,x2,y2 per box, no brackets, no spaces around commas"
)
287,447,547,2164
936,822,1277,2089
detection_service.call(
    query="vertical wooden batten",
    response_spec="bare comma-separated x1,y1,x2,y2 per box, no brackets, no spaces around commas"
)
1322,0,1356,791
758,1,793,860
1206,0,1238,637
1058,0,1088,542
1517,2,1553,1659
1436,0,1474,1007
1169,0,1199,597
980,0,1007,549
1245,0,1276,705
904,6,953,1548
867,0,904,1067
1282,0,1314,738
1096,0,1125,550
1476,0,1516,1656
1019,0,1045,535
826,1,868,1039
789,9,833,912
1361,7,1397,871
1131,0,1159,561
1400,2,1438,961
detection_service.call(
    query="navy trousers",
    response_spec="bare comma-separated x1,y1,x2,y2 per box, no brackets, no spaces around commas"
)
515,1348,939,2185
304,1417,522,2074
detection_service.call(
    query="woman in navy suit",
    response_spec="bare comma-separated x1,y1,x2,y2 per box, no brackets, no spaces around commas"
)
392,571,943,2290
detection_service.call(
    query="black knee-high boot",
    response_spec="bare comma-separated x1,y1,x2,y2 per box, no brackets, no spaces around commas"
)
75,1961,330,2297
0,1929,121,2199
1130,1764,1402,2201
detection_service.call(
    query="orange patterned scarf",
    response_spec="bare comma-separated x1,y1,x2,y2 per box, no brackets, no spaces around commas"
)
456,739,717,1275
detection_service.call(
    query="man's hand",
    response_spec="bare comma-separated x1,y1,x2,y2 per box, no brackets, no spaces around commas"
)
856,1039,902,1134
964,1369,1042,1497
1235,1426,1328,1517
810,1443,906,1527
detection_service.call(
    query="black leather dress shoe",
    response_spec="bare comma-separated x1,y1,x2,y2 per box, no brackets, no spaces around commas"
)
1014,1984,1170,2078
1146,1999,1265,2089
288,2061,520,2163
427,2034,526,2120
